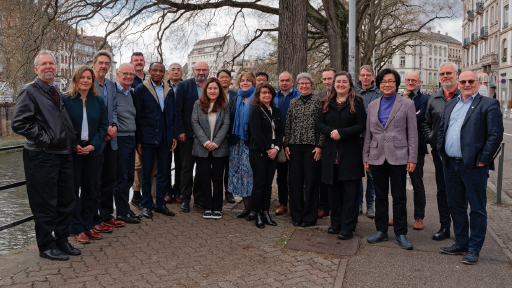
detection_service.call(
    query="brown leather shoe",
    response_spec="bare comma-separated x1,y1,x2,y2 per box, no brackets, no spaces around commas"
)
318,210,329,218
176,195,181,203
413,219,424,230
104,218,125,228
165,195,174,203
388,220,394,226
74,232,90,244
92,223,114,233
275,205,288,215
84,229,103,240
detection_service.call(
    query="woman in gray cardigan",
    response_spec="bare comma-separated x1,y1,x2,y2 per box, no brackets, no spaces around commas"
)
191,78,230,219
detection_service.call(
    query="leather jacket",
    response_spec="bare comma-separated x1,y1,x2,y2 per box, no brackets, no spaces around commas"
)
12,77,77,154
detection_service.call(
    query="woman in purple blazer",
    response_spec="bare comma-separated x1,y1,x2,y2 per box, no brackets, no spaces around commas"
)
362,68,418,250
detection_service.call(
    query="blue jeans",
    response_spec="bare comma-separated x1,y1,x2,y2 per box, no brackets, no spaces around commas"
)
443,157,488,253
141,142,171,208
114,136,136,216
359,170,375,207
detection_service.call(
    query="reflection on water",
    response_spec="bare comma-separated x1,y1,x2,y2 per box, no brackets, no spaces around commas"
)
0,150,35,255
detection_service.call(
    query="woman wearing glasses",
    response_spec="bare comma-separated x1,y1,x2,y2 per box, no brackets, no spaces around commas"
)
363,68,418,250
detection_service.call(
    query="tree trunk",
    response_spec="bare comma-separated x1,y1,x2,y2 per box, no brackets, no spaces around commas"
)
323,0,343,72
278,0,308,79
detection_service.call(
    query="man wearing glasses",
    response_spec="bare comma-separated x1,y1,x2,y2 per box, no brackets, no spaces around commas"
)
403,71,428,231
437,71,503,264
175,61,209,212
422,62,460,241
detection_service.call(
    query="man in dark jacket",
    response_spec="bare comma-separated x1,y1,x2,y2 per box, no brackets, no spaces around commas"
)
12,50,80,260
403,71,429,230
422,62,460,241
134,62,178,219
175,61,209,212
355,65,381,218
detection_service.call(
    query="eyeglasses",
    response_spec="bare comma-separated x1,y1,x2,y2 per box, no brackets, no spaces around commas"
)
439,72,454,76
96,61,111,66
405,79,418,83
360,74,373,78
459,80,476,85
380,81,396,85
119,72,134,77
298,82,312,86
194,69,208,72
171,68,182,72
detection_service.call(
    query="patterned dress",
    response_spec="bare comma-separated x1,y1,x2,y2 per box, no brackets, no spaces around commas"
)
227,140,253,197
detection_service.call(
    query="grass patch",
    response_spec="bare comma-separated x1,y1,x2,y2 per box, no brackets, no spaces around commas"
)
0,136,24,147
274,225,295,249
487,187,506,205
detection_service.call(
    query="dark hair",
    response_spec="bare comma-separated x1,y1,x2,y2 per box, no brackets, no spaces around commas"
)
131,52,144,62
199,78,227,114
323,72,358,114
251,83,276,108
149,62,164,70
322,67,336,73
217,69,231,78
255,72,269,80
375,68,401,89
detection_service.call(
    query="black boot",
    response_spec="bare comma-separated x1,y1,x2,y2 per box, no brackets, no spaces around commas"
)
262,211,277,226
255,213,265,229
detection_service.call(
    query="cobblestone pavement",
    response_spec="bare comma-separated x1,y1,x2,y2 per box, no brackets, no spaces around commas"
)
1,154,512,287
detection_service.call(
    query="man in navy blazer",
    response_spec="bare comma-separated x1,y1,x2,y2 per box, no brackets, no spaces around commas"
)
403,71,429,230
437,71,503,265
175,61,209,212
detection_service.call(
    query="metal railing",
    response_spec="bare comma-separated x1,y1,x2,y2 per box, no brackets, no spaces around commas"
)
489,142,505,204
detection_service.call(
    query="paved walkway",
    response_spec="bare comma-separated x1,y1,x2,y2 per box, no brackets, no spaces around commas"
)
1,154,512,287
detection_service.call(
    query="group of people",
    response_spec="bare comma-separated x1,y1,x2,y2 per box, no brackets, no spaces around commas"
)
13,49,503,266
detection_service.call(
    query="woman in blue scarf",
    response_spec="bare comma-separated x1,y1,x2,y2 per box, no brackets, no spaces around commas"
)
228,71,256,217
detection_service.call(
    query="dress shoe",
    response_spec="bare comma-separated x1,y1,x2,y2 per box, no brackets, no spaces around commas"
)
57,242,81,256
129,210,143,220
318,210,329,218
255,213,265,229
117,214,141,224
366,206,375,219
74,232,90,244
39,248,69,261
104,218,125,227
142,207,153,219
462,251,479,265
84,229,102,240
275,205,288,215
367,231,389,244
338,231,353,240
165,195,174,203
413,219,424,230
433,227,450,241
388,220,394,226
237,210,250,218
439,244,468,255
225,192,236,203
175,195,181,203
193,202,204,209
262,211,277,226
130,196,143,211
92,223,113,233
246,214,256,221
292,221,301,227
394,235,413,250
181,202,190,213
155,205,175,216
328,227,341,234
300,222,314,228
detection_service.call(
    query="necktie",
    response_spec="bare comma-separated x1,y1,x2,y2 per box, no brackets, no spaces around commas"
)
50,86,60,105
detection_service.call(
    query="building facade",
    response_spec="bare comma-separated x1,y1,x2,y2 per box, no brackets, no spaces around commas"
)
186,35,241,78
500,0,512,113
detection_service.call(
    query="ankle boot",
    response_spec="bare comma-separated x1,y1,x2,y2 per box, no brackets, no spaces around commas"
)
255,213,265,229
262,211,277,226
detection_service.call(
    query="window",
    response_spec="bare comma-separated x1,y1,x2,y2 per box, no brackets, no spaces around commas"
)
400,56,405,67
439,59,442,67
503,39,508,63
505,6,509,27
428,45,432,55
491,6,494,24
444,48,447,57
434,46,438,56
434,58,437,68
429,73,432,83
429,58,432,68
400,72,405,82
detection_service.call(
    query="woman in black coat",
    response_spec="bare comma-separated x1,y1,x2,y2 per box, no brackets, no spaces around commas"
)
248,83,283,228
317,72,366,240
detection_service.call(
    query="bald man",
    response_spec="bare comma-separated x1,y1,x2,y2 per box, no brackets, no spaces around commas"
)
437,71,503,265
403,71,428,230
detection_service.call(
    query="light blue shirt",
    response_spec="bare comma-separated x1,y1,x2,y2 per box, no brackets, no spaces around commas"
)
116,82,130,96
95,79,108,105
444,93,477,157
195,80,203,99
151,80,165,112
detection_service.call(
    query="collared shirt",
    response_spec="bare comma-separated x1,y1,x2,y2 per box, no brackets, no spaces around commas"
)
195,79,203,98
406,88,419,100
132,73,145,89
151,79,165,112
443,86,457,101
116,82,130,96
95,79,108,105
444,93,477,157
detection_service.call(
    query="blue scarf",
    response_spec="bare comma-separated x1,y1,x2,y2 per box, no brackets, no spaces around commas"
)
232,86,256,141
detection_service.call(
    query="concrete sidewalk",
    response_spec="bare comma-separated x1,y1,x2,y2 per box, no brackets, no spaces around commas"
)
1,154,512,287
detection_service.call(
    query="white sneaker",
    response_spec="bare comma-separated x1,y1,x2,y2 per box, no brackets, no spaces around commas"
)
203,210,212,219
211,211,222,219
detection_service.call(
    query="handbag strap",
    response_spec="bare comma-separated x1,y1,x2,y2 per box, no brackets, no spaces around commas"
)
259,106,275,132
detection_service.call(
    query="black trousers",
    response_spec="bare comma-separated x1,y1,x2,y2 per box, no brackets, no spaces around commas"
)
249,150,277,212
168,141,181,195
328,165,360,233
409,153,426,220
288,144,318,225
317,160,329,213
371,161,408,236
114,136,136,216
276,160,289,206
179,137,202,204
23,149,75,252
431,148,451,228
196,153,225,211
94,142,117,225
71,153,101,234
